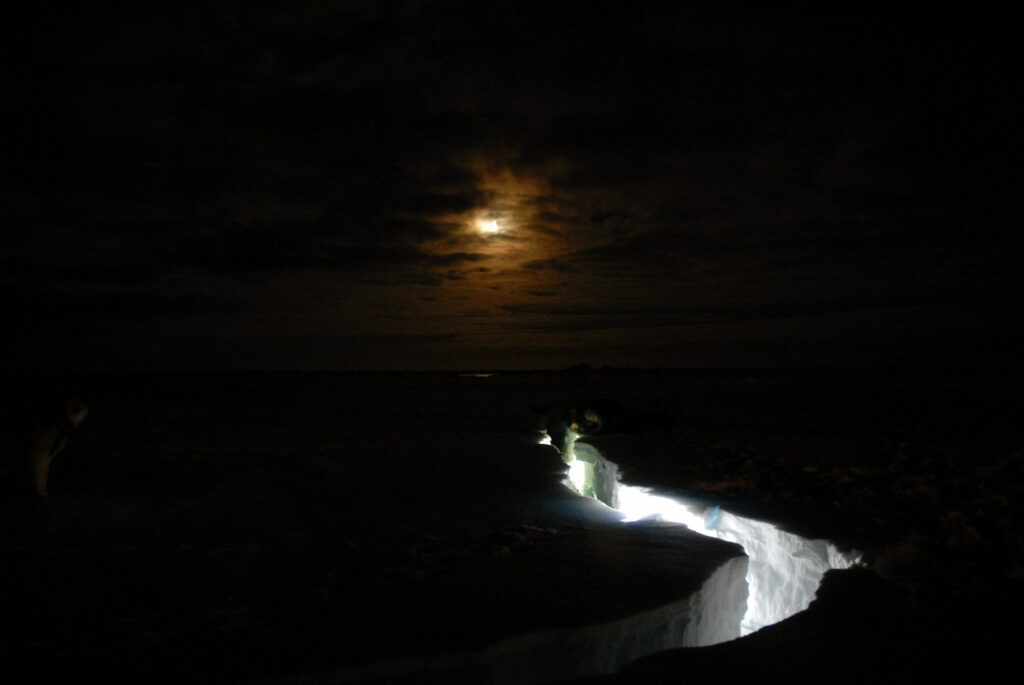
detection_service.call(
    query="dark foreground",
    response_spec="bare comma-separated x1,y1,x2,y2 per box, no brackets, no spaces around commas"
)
2,369,1021,682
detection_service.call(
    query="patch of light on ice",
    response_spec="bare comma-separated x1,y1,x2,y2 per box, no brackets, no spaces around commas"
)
616,484,705,530
568,459,588,493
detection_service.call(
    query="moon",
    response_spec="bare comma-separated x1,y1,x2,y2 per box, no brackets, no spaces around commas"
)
479,219,500,234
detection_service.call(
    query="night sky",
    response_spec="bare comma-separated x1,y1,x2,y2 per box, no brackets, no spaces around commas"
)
5,3,1021,371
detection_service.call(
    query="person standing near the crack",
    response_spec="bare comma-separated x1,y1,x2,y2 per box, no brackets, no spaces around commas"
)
2,394,89,496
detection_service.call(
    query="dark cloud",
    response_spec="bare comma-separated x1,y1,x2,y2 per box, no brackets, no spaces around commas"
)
3,286,221,322
4,2,1020,369
442,266,491,282
0,259,157,289
523,259,575,274
171,221,485,280
496,293,1024,336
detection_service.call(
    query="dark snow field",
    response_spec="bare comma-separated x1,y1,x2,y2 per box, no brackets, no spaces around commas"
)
2,369,1021,682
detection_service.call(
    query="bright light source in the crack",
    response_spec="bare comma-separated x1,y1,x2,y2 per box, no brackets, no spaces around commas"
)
616,485,705,529
568,459,588,493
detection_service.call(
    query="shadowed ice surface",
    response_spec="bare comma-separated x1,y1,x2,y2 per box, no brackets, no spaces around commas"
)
2,372,746,683
4,369,1020,683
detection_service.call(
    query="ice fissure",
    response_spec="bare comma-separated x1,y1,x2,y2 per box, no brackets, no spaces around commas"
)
559,430,861,636
324,559,747,684
325,428,856,684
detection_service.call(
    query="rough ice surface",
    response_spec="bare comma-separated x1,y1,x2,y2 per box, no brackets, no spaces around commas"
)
680,555,748,647
318,553,748,685
275,421,857,684
310,437,752,684
558,430,861,636
453,557,746,683
618,485,860,634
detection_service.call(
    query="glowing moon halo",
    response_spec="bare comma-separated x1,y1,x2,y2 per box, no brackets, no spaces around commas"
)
479,219,500,234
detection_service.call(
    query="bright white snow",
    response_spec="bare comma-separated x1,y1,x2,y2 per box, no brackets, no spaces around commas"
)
553,429,861,636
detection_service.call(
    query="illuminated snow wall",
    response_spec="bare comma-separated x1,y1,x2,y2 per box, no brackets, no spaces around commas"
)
559,431,860,637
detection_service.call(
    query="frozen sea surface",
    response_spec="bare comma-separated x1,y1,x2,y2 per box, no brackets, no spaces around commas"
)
2,372,745,682
3,369,1021,682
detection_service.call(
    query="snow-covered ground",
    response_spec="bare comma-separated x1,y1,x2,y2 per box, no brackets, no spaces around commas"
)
2,372,744,682
2,369,1020,682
